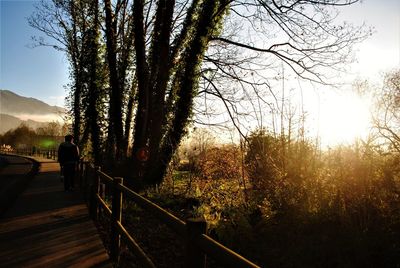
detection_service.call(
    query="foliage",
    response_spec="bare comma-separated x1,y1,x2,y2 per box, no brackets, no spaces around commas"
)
210,131,400,267
320,141,400,229
36,121,69,137
244,129,320,213
196,145,242,181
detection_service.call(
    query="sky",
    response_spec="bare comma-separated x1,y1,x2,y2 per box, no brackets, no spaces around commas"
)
0,0,69,107
0,0,399,145
308,0,400,145
337,0,399,81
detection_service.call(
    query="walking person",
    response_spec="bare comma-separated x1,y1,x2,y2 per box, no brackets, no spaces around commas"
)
58,134,79,191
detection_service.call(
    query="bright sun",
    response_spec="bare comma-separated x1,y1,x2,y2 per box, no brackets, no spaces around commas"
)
316,91,372,147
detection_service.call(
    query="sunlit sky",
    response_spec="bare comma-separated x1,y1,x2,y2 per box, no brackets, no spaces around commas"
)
313,0,399,146
0,0,399,146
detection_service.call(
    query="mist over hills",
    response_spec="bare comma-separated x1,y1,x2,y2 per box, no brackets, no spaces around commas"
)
0,114,48,134
0,89,66,134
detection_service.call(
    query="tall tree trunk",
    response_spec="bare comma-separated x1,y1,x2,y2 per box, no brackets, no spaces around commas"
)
131,0,150,179
69,1,82,147
72,68,82,146
105,0,124,160
146,0,176,180
87,0,102,165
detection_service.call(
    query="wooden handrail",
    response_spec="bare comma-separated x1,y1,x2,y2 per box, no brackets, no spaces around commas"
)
3,148,58,160
84,163,260,268
198,234,260,268
117,183,187,235
96,193,112,216
115,221,157,268
98,170,114,184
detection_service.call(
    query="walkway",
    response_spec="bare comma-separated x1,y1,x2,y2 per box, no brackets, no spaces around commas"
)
0,156,112,267
0,154,36,215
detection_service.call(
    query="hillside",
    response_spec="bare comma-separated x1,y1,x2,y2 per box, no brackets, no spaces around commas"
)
0,90,66,134
0,114,24,134
0,90,65,115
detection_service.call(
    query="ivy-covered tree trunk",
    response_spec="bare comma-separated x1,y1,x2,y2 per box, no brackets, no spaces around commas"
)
86,0,103,165
144,0,176,182
71,66,82,147
131,0,150,176
146,0,229,184
128,0,229,185
69,1,84,148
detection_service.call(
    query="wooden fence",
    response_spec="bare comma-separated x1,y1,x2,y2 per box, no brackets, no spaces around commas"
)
80,162,261,268
0,148,57,160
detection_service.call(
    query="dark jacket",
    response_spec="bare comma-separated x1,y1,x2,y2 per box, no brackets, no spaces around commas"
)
58,142,79,165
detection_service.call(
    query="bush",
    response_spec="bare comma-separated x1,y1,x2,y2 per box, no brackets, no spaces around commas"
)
244,129,320,212
196,145,242,181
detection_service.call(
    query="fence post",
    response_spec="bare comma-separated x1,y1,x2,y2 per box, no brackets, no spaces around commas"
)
99,181,105,213
90,166,100,220
185,218,207,268
110,177,123,263
79,160,83,189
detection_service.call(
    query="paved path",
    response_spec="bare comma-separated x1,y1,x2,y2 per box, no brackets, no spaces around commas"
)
0,157,112,267
0,154,38,215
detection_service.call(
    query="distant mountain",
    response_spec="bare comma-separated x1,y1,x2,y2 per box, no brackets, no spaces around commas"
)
0,90,66,134
0,89,65,115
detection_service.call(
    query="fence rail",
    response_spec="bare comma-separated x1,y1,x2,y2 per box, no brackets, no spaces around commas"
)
81,162,260,268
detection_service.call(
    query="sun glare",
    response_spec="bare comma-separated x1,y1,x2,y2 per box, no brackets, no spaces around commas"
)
317,91,372,147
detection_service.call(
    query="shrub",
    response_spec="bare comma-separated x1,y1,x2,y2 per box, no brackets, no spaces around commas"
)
196,145,242,181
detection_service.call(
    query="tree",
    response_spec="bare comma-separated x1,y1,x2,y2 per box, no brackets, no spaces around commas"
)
195,0,370,135
29,0,108,162
0,124,37,148
29,0,88,148
85,0,106,164
373,70,400,153
197,145,242,181
36,122,66,137
126,0,231,184
103,0,136,160
30,0,369,187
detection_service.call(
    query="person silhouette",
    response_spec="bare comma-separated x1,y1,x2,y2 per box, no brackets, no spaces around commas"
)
58,134,79,191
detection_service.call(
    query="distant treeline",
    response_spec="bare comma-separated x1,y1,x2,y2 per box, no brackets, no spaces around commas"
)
0,123,69,149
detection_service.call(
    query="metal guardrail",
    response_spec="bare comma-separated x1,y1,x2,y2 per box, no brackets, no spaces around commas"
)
81,162,260,268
